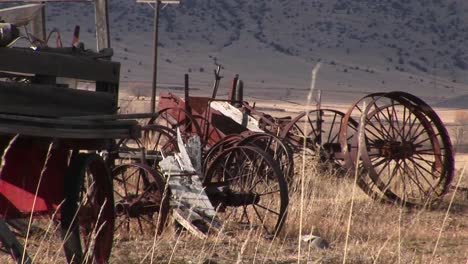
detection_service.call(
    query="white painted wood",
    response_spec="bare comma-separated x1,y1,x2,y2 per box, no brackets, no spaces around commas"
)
158,133,221,237
0,4,44,26
210,101,264,132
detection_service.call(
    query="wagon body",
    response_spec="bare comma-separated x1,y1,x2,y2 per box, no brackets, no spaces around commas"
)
158,91,259,147
0,43,138,262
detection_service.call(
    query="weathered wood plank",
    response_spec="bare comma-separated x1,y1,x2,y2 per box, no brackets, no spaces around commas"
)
210,101,264,132
0,81,116,117
0,47,120,83
0,4,44,26
30,4,46,40
159,133,222,237
94,0,110,51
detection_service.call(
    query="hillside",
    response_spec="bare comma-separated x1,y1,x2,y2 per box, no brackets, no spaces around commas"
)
4,0,468,105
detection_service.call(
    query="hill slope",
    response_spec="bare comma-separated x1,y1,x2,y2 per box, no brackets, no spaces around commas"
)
4,0,468,104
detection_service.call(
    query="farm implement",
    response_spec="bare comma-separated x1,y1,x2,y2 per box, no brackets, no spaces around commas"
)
0,1,455,263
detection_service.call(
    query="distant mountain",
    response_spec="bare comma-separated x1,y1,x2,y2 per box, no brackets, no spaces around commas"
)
2,0,468,104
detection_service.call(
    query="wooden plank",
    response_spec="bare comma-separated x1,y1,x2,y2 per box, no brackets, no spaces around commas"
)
30,4,46,40
210,101,264,132
0,123,136,139
0,0,92,2
0,47,120,83
0,4,44,26
0,81,117,117
158,134,222,237
94,0,110,51
0,113,138,128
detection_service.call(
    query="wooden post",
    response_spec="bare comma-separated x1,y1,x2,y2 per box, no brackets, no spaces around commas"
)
94,0,110,51
30,3,46,41
150,0,161,113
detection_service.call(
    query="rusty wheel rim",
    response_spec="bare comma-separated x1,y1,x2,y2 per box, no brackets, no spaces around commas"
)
149,107,202,142
340,93,386,170
282,109,358,172
237,132,295,183
202,134,243,175
62,153,114,264
112,163,169,237
204,146,288,236
142,124,178,167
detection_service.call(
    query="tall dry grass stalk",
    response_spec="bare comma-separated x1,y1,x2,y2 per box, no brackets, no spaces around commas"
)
342,101,366,264
298,63,321,263
22,142,54,264
430,162,466,264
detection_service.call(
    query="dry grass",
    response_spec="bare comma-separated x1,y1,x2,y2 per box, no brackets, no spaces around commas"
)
0,149,466,264
107,157,467,264
3,153,465,263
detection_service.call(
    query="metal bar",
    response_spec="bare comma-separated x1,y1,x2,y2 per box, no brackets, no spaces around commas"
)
184,73,191,113
211,65,222,99
150,0,161,113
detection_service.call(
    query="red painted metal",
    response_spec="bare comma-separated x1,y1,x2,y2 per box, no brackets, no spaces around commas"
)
157,92,251,147
0,136,69,217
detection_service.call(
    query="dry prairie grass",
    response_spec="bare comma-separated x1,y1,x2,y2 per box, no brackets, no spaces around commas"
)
106,156,467,264
0,145,466,264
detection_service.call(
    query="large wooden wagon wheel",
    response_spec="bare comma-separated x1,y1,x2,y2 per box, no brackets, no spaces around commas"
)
204,146,288,237
112,163,169,237
237,132,295,182
61,153,114,264
355,94,453,206
281,109,358,170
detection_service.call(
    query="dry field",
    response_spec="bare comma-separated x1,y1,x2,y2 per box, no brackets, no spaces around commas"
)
0,94,467,264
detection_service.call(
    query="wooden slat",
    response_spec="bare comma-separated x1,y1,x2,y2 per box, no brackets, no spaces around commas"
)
0,123,136,139
0,47,120,83
159,134,222,237
0,113,138,128
30,4,46,40
0,0,92,2
0,4,44,26
0,81,116,117
94,0,110,51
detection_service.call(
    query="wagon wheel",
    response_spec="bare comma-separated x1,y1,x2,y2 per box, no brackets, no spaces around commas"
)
201,134,242,175
204,146,289,236
61,153,114,264
141,124,178,167
112,163,169,237
237,133,295,183
113,136,145,165
192,114,223,149
387,91,454,190
356,94,452,206
281,109,358,170
340,93,386,170
149,107,203,143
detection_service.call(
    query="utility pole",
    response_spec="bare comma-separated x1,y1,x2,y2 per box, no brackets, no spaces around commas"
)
151,0,161,113
137,0,180,113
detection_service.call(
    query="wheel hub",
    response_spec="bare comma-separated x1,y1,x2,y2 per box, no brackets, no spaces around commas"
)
377,140,415,159
115,194,161,217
